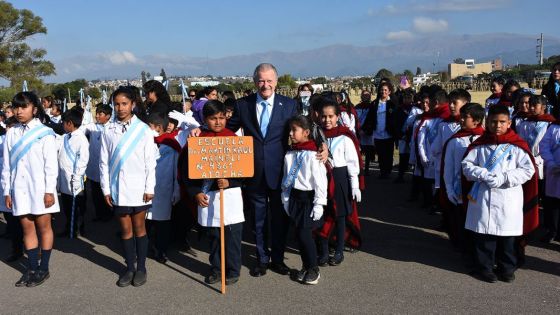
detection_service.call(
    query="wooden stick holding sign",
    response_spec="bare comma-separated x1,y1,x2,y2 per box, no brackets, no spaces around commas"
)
187,136,254,295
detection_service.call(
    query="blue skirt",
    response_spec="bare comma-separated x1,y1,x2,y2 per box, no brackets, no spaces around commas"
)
288,189,323,229
331,166,352,217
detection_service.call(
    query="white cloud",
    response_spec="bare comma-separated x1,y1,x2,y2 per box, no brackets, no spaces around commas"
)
100,51,140,65
386,31,414,41
413,17,448,33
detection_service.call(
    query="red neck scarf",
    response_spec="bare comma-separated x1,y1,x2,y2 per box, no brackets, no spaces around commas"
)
154,130,181,153
414,103,451,138
462,128,539,234
290,140,317,151
323,125,365,190
451,125,485,139
199,128,236,137
525,114,556,123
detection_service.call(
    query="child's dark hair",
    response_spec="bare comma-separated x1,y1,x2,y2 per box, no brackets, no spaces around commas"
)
431,89,448,105
224,98,236,111
5,116,18,128
491,76,506,86
222,90,236,101
449,88,471,103
143,80,171,104
319,97,340,115
112,86,137,104
504,79,521,91
288,115,314,138
169,101,183,113
96,103,113,116
460,103,485,123
202,100,226,119
61,107,83,128
487,104,510,118
147,112,169,131
12,91,41,109
529,95,547,107
51,102,61,113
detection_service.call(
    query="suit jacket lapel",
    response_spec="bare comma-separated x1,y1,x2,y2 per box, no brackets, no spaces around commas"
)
248,94,263,140
268,96,282,131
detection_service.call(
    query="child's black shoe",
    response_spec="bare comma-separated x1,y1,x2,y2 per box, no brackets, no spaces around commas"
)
329,253,344,266
303,267,320,285
117,270,134,287
292,268,307,282
15,270,33,287
132,270,147,287
26,270,50,287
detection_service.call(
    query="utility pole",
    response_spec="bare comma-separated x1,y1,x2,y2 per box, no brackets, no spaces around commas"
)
537,33,544,65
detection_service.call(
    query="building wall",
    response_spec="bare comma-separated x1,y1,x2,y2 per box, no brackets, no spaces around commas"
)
448,62,493,79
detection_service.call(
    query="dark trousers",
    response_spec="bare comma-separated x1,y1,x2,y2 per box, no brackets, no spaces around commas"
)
171,199,196,244
60,193,86,235
87,180,112,220
409,175,422,200
422,178,434,207
5,212,23,255
374,138,394,176
472,232,516,274
149,220,171,255
208,222,243,278
360,145,375,174
247,177,290,264
398,153,410,178
297,226,318,269
544,197,560,237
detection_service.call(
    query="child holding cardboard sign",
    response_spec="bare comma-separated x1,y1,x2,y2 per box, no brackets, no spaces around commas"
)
185,100,245,286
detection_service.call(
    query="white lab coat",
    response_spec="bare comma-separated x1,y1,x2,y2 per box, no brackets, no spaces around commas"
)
417,117,443,179
147,144,180,221
81,122,108,182
431,121,461,188
1,118,60,216
462,144,535,236
281,149,328,207
398,107,423,154
327,135,360,189
197,187,245,227
516,120,550,179
57,129,89,195
443,135,480,205
539,124,560,198
99,115,158,206
409,118,423,176
0,135,8,212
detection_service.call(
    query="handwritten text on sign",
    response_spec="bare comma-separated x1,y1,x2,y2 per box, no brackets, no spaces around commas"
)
187,136,254,179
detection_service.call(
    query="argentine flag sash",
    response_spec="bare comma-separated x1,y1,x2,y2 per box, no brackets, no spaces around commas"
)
10,124,55,171
108,118,148,203
467,144,513,202
527,121,548,155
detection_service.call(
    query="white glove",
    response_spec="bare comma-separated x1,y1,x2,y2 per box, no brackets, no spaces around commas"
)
310,204,323,221
447,192,458,205
352,188,361,202
71,176,83,196
486,172,505,188
283,202,289,216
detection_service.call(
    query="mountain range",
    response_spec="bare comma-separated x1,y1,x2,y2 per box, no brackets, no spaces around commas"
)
52,33,560,81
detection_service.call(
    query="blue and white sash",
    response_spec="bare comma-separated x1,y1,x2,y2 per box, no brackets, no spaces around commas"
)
9,124,55,171
328,136,345,155
468,144,513,202
281,152,305,194
527,121,548,154
108,118,148,203
426,120,441,144
63,135,77,167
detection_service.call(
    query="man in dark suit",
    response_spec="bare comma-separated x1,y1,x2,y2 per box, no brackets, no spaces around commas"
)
224,63,297,276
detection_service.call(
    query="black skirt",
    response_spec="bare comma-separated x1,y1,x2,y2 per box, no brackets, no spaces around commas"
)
288,189,323,229
331,166,352,217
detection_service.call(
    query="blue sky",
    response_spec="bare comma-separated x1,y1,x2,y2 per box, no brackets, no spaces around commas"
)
8,0,558,81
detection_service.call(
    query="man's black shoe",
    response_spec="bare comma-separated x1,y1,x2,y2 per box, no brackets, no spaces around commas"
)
226,276,239,285
250,263,268,277
269,262,290,275
498,272,515,283
475,271,497,283
205,272,221,284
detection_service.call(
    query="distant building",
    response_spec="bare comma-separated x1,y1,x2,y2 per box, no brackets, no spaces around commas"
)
189,80,220,87
413,72,438,86
448,59,492,79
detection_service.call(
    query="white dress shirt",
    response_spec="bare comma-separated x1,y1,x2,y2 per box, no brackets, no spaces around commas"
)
281,149,328,207
256,93,275,126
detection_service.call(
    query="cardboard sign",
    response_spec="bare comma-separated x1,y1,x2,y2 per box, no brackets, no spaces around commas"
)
187,136,254,179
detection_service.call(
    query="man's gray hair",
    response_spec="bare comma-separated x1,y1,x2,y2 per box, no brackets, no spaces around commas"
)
253,63,278,83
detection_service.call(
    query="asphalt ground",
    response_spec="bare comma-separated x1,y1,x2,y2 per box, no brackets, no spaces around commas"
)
0,165,559,314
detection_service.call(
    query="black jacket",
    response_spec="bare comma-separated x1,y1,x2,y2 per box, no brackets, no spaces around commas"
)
361,98,397,138
542,82,560,119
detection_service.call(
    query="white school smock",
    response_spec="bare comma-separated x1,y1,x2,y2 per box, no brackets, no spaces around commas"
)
198,187,244,227
462,144,534,236
398,107,423,154
327,135,360,189
99,115,158,207
57,129,89,195
1,118,60,216
417,118,443,179
81,122,107,182
0,135,8,212
281,150,328,207
539,124,560,198
339,112,356,135
516,120,550,179
431,121,461,188
443,135,480,205
147,143,180,221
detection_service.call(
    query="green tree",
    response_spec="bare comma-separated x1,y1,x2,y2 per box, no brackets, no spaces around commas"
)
277,74,297,89
311,77,328,85
88,87,101,99
0,1,55,87
375,68,393,80
0,86,16,103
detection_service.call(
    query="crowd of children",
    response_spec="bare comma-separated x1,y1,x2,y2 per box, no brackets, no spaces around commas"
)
1,72,559,289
